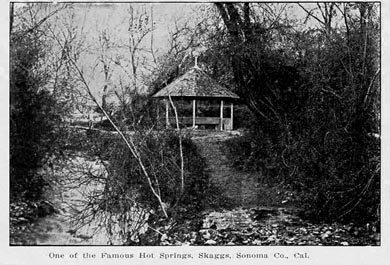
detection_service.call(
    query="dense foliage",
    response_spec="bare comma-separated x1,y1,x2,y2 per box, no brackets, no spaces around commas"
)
86,129,212,213
10,17,63,201
9,6,74,241
217,3,380,224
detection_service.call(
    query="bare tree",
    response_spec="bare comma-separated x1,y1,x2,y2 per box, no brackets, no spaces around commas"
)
45,3,191,224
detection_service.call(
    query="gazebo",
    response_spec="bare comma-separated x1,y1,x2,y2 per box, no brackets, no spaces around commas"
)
152,65,239,131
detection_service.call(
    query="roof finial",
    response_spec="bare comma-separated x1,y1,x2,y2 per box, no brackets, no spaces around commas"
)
193,50,200,69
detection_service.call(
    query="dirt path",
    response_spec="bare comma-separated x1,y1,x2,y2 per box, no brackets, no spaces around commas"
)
190,132,297,241
192,131,292,208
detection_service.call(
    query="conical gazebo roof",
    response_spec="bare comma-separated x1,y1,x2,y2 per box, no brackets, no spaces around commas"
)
152,67,239,100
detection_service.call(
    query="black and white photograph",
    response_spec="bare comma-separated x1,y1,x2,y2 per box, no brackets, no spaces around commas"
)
8,0,381,250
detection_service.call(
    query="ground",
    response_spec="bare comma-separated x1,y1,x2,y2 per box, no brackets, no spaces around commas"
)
9,131,380,246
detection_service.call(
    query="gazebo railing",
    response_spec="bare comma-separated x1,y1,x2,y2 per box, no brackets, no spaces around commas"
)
161,117,232,130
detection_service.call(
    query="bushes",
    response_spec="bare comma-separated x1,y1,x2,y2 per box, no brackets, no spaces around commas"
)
224,115,380,225
216,3,379,226
82,129,213,243
88,129,210,216
10,27,63,201
296,129,380,224
70,127,240,244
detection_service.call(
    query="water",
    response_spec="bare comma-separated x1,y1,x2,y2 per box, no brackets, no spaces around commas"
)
20,155,147,245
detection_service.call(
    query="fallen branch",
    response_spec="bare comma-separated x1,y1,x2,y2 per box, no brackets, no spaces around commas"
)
66,125,116,133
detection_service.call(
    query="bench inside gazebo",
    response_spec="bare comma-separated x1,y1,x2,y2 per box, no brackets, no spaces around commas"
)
152,65,239,131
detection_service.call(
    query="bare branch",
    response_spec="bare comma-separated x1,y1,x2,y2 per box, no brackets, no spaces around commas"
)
50,31,169,219
168,95,185,196
363,68,380,106
297,3,326,27
14,3,68,40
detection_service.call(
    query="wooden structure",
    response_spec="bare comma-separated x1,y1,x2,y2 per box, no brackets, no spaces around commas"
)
152,65,239,131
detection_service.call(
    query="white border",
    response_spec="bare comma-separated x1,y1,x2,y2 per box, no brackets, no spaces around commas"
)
1,1,388,265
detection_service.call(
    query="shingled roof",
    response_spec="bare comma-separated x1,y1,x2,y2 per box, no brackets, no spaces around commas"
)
152,67,239,99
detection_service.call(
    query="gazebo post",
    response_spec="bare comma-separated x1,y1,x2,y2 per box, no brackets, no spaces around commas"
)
230,102,234,130
165,98,170,128
192,99,196,128
220,99,224,131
